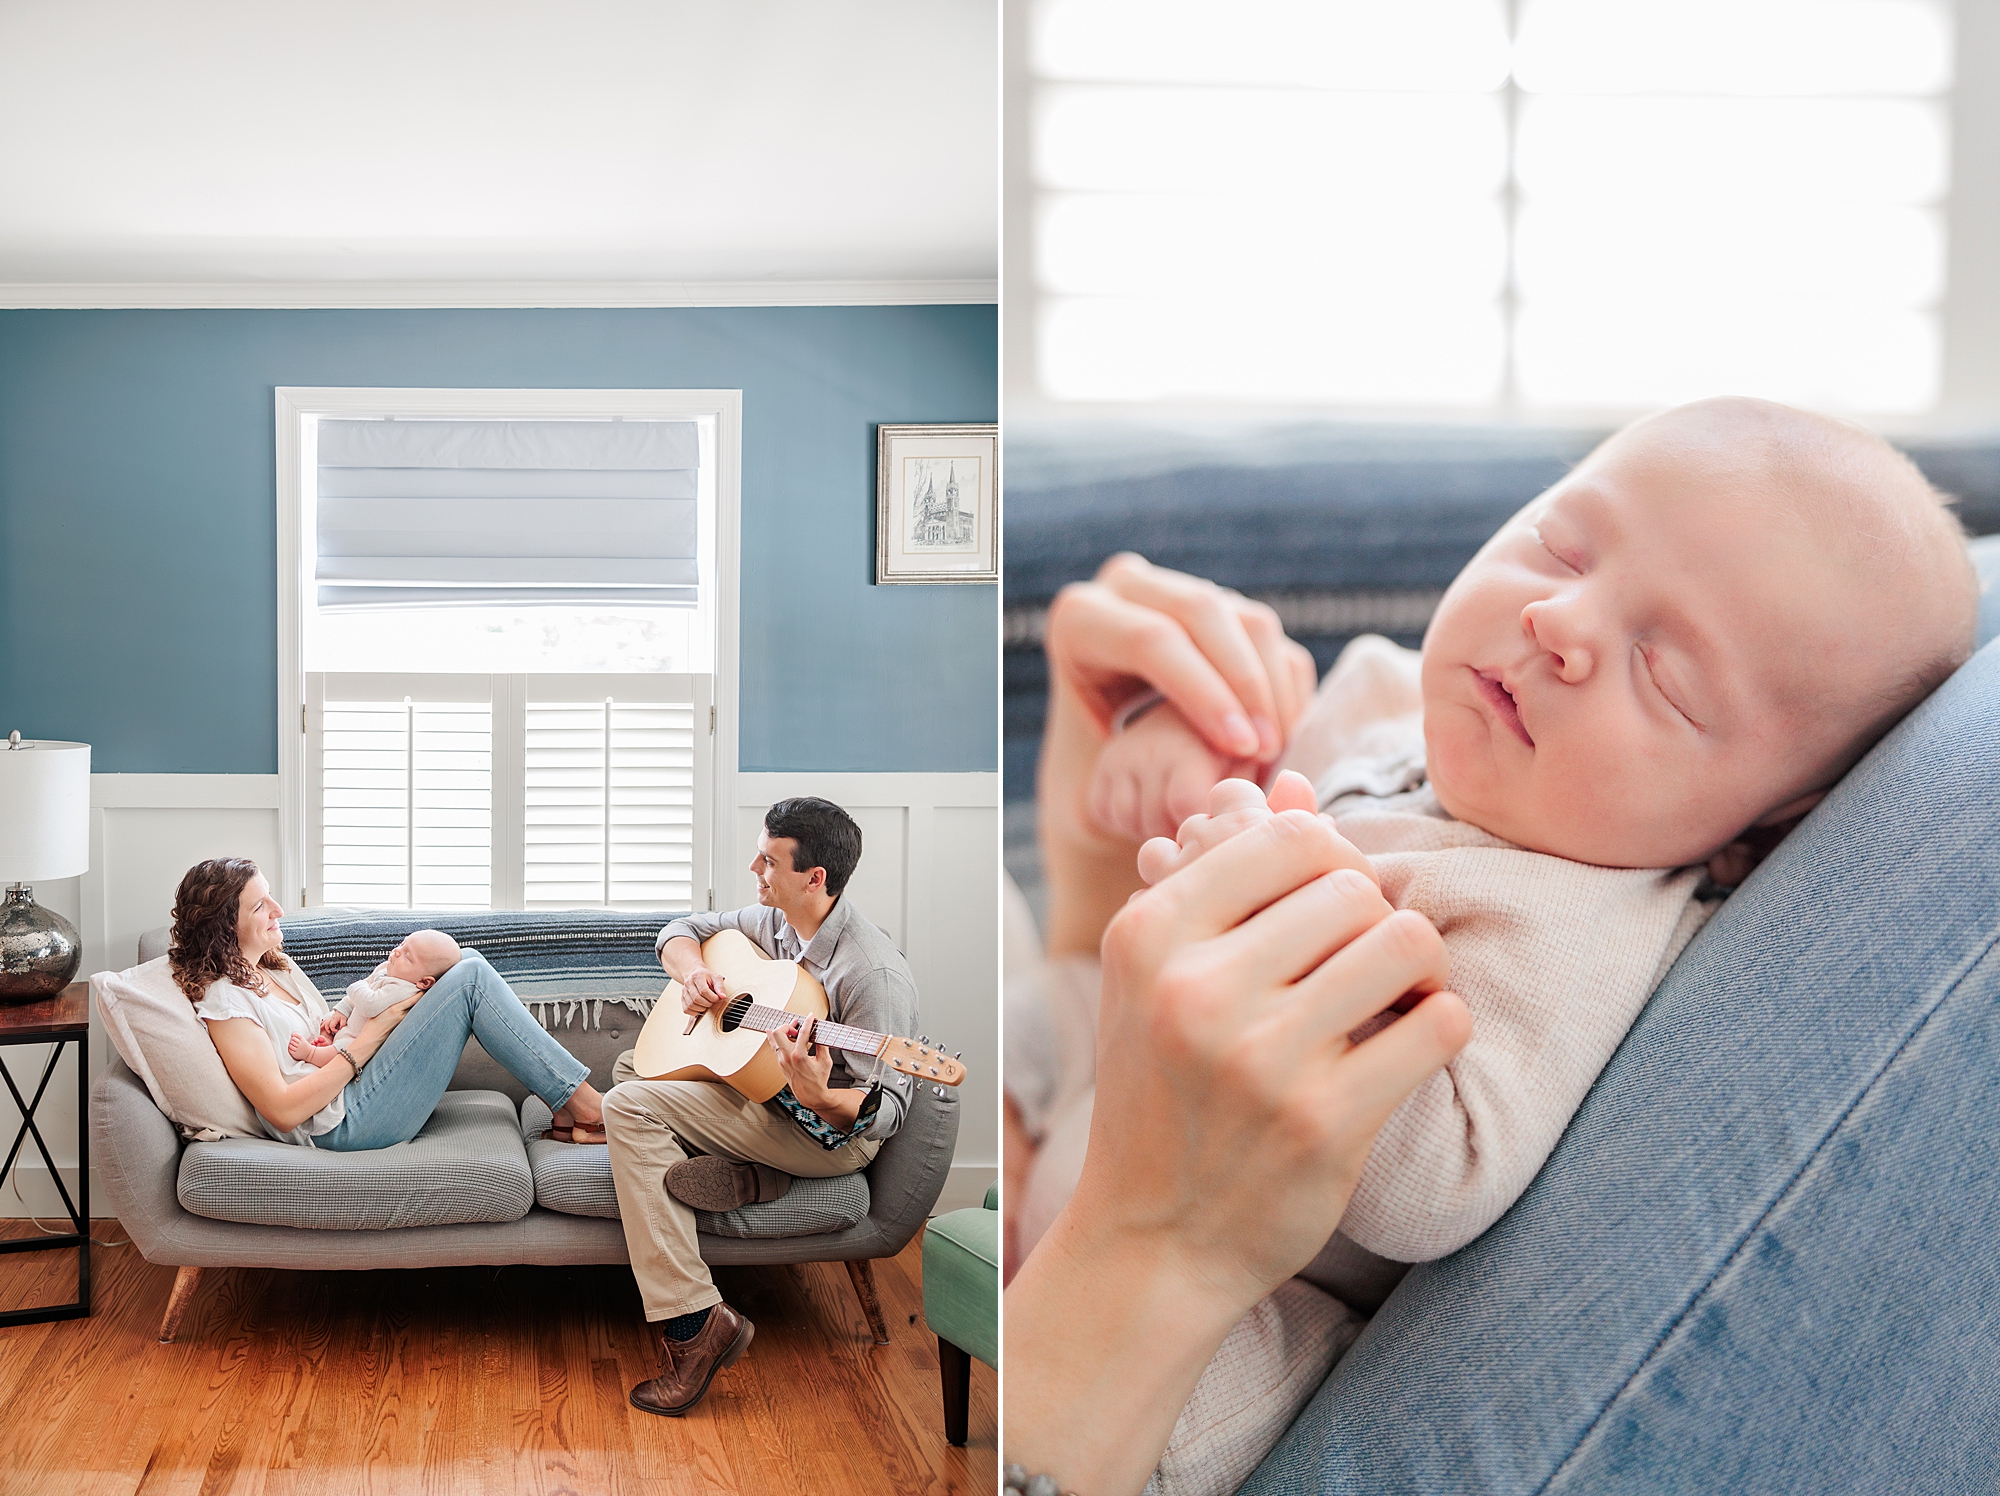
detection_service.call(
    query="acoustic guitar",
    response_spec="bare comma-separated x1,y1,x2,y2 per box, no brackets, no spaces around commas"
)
631,928,966,1102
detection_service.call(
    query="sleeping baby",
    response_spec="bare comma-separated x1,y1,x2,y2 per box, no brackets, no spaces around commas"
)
1012,397,1982,1496
288,928,462,1067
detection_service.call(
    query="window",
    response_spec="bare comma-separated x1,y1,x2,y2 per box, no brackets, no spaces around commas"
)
275,389,742,914
1022,0,1954,417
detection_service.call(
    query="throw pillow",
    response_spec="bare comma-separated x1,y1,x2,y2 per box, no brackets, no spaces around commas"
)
91,956,266,1141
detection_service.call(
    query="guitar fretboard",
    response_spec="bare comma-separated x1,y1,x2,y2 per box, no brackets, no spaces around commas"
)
734,1001,885,1058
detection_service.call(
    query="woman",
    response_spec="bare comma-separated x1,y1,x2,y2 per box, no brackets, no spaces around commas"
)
1003,557,1470,1496
170,858,606,1150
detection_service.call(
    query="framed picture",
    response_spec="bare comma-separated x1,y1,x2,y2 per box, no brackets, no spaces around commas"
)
875,423,999,584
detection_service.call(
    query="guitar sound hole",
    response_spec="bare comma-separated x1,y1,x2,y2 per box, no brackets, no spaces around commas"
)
719,995,753,1034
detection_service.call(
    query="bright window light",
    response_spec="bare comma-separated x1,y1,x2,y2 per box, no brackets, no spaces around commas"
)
1513,0,1951,97
1033,0,1509,90
1028,0,1953,415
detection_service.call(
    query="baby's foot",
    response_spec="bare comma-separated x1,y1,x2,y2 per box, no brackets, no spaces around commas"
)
287,1033,336,1066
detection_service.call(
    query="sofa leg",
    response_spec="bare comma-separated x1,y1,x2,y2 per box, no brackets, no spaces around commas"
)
844,1258,891,1344
939,1335,971,1446
158,1265,203,1344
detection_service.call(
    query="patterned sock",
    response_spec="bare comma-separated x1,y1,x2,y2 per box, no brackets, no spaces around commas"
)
663,1307,712,1343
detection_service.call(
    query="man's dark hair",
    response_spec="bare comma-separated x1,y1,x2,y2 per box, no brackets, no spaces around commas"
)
764,797,863,898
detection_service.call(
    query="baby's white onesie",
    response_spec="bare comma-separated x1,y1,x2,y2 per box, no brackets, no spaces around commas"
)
330,966,423,1051
1011,635,1718,1496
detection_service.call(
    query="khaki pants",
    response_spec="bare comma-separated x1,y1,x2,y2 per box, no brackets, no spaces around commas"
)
603,1049,879,1320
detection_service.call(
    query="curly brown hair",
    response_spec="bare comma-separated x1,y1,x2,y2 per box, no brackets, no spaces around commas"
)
168,858,288,1004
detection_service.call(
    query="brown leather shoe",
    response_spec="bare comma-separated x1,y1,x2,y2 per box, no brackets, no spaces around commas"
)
665,1156,791,1211
629,1303,754,1417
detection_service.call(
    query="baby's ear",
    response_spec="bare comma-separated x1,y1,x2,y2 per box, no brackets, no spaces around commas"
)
415,975,437,991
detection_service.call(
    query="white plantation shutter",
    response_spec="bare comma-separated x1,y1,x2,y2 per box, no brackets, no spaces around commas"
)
306,673,708,911
524,697,697,910
315,686,494,910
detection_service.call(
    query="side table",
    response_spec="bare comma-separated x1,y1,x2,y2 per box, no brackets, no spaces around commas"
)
0,981,90,1325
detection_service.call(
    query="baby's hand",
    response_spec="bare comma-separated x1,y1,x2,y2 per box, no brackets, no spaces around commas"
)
1090,701,1261,845
1136,771,1379,892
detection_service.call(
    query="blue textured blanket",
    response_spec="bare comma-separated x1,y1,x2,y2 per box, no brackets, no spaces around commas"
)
277,908,684,1030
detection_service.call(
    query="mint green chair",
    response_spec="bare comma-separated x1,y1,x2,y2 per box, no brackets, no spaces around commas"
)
922,1183,999,1445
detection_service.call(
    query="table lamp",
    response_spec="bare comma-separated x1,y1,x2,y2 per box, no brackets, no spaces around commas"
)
0,731,91,1002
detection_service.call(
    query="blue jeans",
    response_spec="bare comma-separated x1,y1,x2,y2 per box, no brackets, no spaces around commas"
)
1244,636,2000,1494
315,950,588,1153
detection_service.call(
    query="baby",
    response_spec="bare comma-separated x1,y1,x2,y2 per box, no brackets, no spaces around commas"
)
287,928,461,1066
1017,398,1982,1496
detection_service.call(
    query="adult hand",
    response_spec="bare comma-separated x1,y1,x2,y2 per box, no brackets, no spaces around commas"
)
1134,770,1327,887
680,966,729,1016
1091,807,1462,1303
1047,553,1317,763
1006,808,1470,1496
346,990,421,1066
770,1017,836,1106
1038,554,1318,956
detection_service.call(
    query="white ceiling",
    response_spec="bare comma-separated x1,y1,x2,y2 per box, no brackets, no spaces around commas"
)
0,0,997,300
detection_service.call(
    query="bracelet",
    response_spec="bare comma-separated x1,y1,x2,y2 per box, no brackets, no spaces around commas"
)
337,1048,362,1078
1108,688,1167,734
1003,1465,1076,1496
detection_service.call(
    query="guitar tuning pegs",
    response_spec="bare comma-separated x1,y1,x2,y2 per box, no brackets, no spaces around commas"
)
954,1051,961,1061
932,1085,944,1097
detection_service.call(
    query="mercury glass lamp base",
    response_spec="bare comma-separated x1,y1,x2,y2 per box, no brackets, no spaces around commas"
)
0,885,82,1002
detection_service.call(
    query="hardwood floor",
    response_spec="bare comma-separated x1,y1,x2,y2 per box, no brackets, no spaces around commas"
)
0,1222,995,1495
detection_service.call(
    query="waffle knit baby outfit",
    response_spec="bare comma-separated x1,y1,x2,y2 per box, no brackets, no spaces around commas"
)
329,966,426,1053
1009,635,1717,1496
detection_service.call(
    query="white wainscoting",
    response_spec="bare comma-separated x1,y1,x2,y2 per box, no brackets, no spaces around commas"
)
3,771,998,1217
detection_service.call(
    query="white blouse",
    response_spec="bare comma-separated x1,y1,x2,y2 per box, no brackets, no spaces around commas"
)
193,961,345,1144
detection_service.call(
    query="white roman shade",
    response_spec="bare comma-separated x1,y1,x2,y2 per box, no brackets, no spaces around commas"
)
315,418,701,609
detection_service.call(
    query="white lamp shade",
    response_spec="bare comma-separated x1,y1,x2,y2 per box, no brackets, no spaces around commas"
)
0,740,91,882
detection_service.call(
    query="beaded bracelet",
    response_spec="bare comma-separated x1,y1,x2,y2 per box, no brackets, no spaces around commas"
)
1003,1463,1078,1496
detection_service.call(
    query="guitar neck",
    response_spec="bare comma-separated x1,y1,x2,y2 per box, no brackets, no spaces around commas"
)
732,1000,966,1087
737,1002,883,1058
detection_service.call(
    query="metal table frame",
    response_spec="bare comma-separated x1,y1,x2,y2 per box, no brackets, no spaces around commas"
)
0,985,90,1326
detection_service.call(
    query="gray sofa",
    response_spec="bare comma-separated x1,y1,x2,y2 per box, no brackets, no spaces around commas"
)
92,909,959,1344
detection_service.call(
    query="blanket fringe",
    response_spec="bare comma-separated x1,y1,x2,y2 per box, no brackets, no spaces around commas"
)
524,995,656,1031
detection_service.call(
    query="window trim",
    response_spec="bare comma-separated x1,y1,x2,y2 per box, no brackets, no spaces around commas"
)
274,386,742,913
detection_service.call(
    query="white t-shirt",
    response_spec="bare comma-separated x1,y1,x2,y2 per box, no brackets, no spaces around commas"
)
193,962,345,1144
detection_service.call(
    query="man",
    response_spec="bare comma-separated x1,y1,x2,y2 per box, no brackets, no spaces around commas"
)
603,795,921,1416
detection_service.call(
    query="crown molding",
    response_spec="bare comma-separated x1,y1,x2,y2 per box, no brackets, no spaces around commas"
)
0,278,998,310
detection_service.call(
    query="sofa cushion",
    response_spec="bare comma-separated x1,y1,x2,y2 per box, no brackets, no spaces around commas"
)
91,957,269,1142
520,1097,870,1238
177,1090,534,1229
922,1197,999,1367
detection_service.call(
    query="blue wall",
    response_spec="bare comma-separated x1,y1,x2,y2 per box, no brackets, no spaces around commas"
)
0,307,996,773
